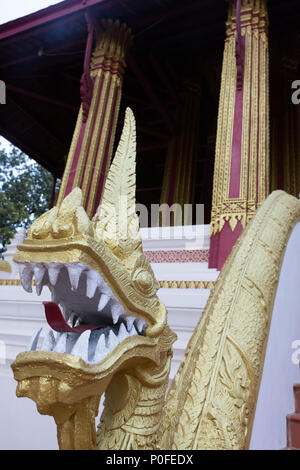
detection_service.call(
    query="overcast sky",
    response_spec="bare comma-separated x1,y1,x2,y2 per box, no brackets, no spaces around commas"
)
1,0,65,25
0,1,66,150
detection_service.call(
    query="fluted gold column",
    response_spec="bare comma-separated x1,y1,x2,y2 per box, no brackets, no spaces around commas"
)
209,0,269,270
57,20,132,217
160,83,201,226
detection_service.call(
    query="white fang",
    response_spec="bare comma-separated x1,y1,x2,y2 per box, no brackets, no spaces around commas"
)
98,294,110,311
48,263,61,285
71,330,90,361
86,270,101,298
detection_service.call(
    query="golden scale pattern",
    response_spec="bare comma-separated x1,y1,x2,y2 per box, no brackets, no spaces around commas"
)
159,190,300,449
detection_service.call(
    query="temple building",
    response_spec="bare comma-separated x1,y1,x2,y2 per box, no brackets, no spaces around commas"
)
0,0,299,450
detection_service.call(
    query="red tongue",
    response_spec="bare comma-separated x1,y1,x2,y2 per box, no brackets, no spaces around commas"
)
43,301,106,333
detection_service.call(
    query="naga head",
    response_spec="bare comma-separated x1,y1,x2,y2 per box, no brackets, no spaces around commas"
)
11,109,176,447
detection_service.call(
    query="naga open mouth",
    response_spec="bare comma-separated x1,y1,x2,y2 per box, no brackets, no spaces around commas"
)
17,261,147,364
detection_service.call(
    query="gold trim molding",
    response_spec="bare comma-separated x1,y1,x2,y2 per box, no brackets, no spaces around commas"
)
0,280,35,286
159,281,215,289
0,280,215,289
0,279,22,286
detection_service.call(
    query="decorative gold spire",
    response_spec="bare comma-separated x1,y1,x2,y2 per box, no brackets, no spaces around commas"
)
57,20,132,218
209,0,270,269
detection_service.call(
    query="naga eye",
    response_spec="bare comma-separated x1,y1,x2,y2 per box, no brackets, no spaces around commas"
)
132,268,155,295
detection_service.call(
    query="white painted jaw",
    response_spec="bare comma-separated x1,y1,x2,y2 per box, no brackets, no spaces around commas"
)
16,262,147,364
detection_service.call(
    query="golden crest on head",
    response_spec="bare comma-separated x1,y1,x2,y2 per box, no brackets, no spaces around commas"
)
28,188,93,241
93,107,142,260
14,107,166,335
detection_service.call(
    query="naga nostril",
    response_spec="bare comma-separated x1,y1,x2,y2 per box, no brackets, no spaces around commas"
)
52,222,73,238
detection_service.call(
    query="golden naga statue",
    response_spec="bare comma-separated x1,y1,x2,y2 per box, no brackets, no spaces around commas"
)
11,108,300,450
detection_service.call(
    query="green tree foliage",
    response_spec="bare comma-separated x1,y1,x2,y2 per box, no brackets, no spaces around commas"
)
0,146,56,254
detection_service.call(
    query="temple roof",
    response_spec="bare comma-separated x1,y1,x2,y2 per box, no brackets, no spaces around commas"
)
0,0,298,202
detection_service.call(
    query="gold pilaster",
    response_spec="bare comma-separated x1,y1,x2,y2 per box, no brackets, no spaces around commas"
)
210,0,269,237
57,20,132,217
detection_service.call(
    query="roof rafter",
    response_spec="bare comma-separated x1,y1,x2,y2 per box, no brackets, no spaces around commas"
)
6,84,78,112
128,55,175,133
8,94,68,154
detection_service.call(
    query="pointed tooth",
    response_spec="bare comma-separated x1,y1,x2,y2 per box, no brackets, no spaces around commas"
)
17,263,26,278
19,264,33,293
67,312,77,327
28,328,43,351
66,332,78,354
67,313,76,327
71,315,80,328
111,303,124,325
98,294,110,311
88,330,100,360
48,263,61,286
35,282,43,296
135,319,146,334
67,313,73,327
33,265,46,286
53,333,67,353
101,284,114,298
33,264,46,295
124,315,135,332
107,330,119,351
128,324,138,337
40,329,56,351
71,330,90,361
118,323,128,342
21,273,33,293
93,333,107,363
66,264,84,291
86,270,102,298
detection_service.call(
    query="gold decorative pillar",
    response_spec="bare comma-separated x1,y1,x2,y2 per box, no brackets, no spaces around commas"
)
57,20,132,217
209,0,269,270
160,83,201,226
